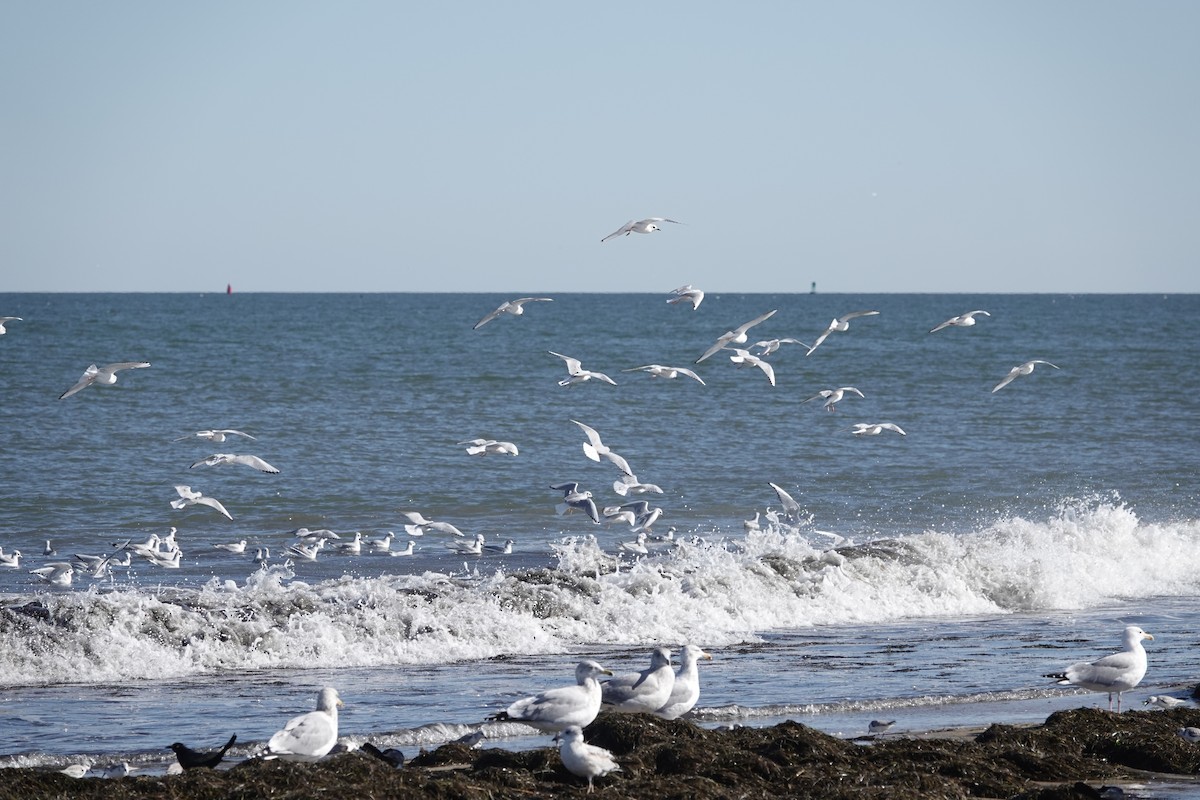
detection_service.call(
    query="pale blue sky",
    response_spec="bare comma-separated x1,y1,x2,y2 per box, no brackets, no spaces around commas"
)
3,1,1197,293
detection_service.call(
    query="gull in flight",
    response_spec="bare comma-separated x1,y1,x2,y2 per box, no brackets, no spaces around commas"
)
667,284,704,310
612,474,663,497
488,660,613,733
804,386,865,412
262,687,343,762
458,438,519,456
551,482,601,524
601,647,675,714
656,644,713,720
570,420,633,476
767,482,805,524
621,364,705,385
992,360,1060,393
601,217,683,242
549,352,617,387
555,726,621,792
616,499,663,532
806,310,880,356
400,511,465,537
696,310,777,363
930,310,990,333
1044,625,1153,712
728,348,775,386
190,453,280,473
171,485,233,520
59,361,151,399
0,316,21,334
849,422,907,436
174,429,257,443
472,297,553,330
753,338,809,357
601,506,638,527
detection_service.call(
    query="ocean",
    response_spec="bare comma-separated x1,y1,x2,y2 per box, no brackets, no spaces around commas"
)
1,292,1198,779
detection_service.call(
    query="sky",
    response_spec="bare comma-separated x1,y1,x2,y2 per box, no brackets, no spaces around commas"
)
2,1,1198,293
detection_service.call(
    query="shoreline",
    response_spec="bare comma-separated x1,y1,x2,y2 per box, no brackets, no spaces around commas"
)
4,708,1199,799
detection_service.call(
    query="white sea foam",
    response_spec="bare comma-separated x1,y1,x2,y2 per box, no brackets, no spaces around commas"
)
1,500,1197,688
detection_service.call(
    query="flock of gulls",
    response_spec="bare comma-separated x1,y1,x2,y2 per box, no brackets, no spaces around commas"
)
3,223,1192,787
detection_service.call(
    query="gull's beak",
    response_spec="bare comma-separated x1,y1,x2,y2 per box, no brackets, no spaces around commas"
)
1144,632,1155,641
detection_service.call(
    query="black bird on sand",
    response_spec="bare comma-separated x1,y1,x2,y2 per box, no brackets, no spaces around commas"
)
361,742,405,768
168,734,237,770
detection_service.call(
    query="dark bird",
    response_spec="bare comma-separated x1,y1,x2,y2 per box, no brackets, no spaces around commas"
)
168,734,237,770
361,741,405,768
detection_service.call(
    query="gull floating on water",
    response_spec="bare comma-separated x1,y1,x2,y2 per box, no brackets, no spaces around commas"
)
171,485,233,520
458,438,519,456
992,360,1060,393
667,284,704,310
472,297,553,330
656,644,713,720
696,309,778,363
728,348,775,386
213,539,247,554
555,726,621,792
622,363,705,385
367,532,395,553
262,687,343,762
601,217,683,242
483,538,515,554
602,647,675,714
174,429,256,443
190,453,280,473
804,386,865,412
59,361,151,400
445,533,486,555
389,541,416,556
489,660,613,733
570,419,633,476
849,422,907,437
930,310,990,333
0,316,22,334
0,549,21,568
30,562,74,586
1044,625,1153,712
551,482,601,524
806,310,880,356
549,351,618,387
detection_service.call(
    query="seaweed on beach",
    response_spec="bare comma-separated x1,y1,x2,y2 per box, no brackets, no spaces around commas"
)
4,708,1199,800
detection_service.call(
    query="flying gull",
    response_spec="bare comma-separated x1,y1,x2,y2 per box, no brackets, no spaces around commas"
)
473,297,553,330
601,217,683,242
59,361,151,399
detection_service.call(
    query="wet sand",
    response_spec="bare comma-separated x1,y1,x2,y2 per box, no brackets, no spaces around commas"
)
4,707,1200,799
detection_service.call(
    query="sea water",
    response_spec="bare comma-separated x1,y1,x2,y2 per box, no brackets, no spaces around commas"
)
0,292,1197,775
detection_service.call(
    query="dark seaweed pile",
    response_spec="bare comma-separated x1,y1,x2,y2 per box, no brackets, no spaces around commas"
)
5,708,1200,800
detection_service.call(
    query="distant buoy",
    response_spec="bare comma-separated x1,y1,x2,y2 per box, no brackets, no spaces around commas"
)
227,283,232,295
810,281,817,295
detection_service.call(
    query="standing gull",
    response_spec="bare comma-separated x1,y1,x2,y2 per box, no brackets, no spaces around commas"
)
667,284,704,310
59,361,151,399
696,310,778,363
656,644,713,720
806,310,880,356
261,687,343,761
191,453,280,473
930,310,990,333
488,660,613,732
473,297,553,330
621,364,705,385
601,647,675,714
1044,625,1154,712
549,352,618,387
992,360,1060,393
555,726,621,793
601,217,683,242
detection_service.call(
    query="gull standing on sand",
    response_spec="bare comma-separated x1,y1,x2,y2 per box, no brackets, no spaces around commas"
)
667,284,704,310
868,720,896,735
489,660,614,733
555,726,621,792
930,310,990,333
262,687,343,762
728,348,775,386
621,364,706,385
696,310,778,363
190,453,280,473
806,311,880,356
1144,695,1190,709
0,317,22,334
472,297,553,330
170,485,233,520
1044,625,1154,712
1179,728,1200,744
570,420,633,476
804,386,864,412
549,352,618,387
601,647,676,714
655,644,713,720
601,217,683,242
59,361,151,399
551,482,601,524
992,360,1060,393
174,429,256,443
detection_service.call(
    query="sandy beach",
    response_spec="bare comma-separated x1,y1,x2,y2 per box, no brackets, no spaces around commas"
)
5,706,1200,800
